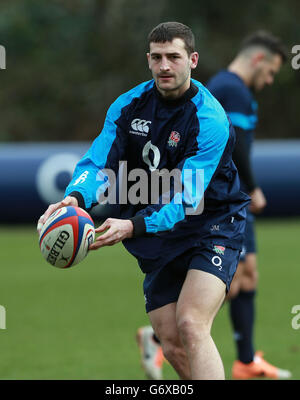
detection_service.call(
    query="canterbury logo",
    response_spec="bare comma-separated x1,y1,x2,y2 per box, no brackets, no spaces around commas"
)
131,119,151,134
74,170,89,185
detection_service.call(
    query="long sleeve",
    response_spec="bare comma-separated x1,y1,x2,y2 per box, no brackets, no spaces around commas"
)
64,80,154,209
232,127,256,192
64,98,129,210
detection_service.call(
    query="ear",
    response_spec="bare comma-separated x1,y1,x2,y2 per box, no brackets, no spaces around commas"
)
190,52,199,70
147,52,151,70
251,51,265,66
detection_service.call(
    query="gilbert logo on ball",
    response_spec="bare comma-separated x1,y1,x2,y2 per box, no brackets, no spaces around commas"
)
39,206,95,268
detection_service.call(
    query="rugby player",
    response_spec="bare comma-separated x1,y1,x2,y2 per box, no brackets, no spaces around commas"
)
38,22,249,380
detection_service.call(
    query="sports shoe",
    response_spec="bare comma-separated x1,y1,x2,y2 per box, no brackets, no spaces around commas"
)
232,351,292,379
136,326,164,380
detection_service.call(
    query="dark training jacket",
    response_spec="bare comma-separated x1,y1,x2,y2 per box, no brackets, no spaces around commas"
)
65,79,250,271
207,70,258,193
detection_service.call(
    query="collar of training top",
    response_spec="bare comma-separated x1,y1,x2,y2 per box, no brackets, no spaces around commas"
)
153,81,198,107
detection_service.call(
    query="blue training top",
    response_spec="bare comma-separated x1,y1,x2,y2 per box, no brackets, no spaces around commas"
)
206,70,258,192
65,79,250,271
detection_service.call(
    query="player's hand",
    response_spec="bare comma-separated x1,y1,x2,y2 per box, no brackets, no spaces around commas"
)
37,196,78,236
249,187,267,214
89,218,133,250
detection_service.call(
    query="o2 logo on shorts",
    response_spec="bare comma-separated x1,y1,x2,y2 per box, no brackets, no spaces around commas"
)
211,255,223,271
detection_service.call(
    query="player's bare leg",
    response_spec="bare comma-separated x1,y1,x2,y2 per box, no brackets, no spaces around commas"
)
226,259,245,300
176,269,226,380
226,253,258,300
148,303,191,380
240,253,258,291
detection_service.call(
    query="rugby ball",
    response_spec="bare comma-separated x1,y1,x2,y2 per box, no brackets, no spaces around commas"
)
39,206,95,268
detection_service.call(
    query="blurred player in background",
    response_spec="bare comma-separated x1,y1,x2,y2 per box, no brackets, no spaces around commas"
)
207,30,290,380
137,30,291,380
38,22,250,380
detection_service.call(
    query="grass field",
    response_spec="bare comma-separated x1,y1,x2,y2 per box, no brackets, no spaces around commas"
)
0,218,299,380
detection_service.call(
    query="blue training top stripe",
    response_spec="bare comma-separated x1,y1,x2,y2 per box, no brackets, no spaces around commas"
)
227,111,257,130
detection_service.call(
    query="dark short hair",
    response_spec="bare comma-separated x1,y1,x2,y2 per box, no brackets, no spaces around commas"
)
148,22,195,55
240,30,288,63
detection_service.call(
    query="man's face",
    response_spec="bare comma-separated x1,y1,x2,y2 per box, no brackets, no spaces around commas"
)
147,38,198,99
251,53,282,92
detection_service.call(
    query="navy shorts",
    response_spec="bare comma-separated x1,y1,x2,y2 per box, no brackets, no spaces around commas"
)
239,210,256,261
143,243,241,313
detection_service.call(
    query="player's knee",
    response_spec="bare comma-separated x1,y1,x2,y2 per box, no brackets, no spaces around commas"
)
161,340,183,364
177,315,210,345
244,258,258,283
226,281,240,300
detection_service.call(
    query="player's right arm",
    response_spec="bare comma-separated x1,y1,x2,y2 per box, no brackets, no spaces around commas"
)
37,93,130,235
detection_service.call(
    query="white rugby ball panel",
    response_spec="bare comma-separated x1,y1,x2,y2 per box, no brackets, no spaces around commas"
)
39,206,95,268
